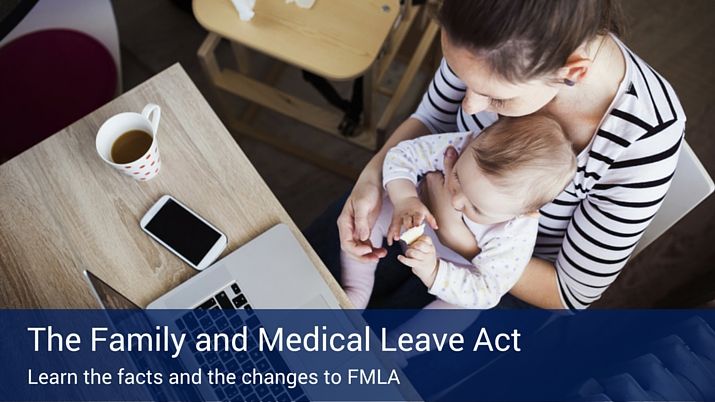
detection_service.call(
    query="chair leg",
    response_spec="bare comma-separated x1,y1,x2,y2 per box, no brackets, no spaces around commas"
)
230,41,251,75
376,20,439,142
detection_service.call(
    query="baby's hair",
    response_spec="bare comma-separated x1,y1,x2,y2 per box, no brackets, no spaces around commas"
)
471,115,577,212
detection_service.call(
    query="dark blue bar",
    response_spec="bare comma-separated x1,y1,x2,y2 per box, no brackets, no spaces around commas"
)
0,309,713,401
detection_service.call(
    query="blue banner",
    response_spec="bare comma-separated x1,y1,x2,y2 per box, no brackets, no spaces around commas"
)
0,309,714,401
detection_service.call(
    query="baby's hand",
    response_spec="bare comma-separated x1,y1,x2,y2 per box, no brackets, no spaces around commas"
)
387,196,438,246
397,235,438,288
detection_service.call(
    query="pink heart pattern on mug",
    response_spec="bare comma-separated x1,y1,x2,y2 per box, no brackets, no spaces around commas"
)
121,146,161,181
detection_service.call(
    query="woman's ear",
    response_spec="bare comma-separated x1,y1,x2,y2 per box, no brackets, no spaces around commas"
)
556,53,592,85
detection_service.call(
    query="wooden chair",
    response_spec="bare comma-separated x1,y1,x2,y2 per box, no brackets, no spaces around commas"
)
0,0,122,93
194,0,441,179
0,0,121,161
373,1,441,145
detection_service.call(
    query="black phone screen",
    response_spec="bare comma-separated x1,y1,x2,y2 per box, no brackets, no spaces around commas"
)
144,198,222,265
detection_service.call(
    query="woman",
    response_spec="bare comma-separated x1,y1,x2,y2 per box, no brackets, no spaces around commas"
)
321,0,685,310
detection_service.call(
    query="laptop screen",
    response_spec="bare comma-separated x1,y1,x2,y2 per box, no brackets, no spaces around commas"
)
84,270,141,309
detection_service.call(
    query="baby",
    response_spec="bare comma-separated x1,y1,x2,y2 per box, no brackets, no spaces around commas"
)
341,114,576,309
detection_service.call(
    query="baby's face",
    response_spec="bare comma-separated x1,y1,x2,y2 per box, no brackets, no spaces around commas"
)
446,148,528,225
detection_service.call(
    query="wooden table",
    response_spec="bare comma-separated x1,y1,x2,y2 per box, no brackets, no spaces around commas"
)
193,0,422,178
0,63,349,309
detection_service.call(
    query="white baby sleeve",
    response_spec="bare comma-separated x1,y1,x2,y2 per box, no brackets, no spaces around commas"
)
382,132,475,188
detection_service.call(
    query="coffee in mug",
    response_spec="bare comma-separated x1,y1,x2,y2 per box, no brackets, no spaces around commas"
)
96,103,162,181
111,130,153,164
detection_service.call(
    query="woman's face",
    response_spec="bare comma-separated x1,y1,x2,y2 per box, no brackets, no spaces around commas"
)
441,32,560,117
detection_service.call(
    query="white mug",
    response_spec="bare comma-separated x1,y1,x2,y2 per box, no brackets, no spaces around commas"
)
96,104,162,181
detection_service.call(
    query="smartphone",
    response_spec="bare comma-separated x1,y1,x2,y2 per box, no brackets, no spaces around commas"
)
140,195,227,270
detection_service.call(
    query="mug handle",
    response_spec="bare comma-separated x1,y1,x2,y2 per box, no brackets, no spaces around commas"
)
142,103,161,135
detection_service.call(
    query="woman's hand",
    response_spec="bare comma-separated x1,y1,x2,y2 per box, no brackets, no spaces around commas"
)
337,118,432,263
337,177,388,263
420,147,480,260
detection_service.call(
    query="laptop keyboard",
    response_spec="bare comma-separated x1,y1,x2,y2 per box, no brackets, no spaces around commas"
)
175,282,308,402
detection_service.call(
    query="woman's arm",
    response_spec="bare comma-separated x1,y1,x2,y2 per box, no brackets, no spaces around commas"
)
509,258,565,309
337,118,431,262
547,127,685,310
339,58,466,261
512,131,683,311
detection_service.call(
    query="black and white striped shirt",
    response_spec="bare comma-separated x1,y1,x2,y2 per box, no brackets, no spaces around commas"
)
411,37,686,310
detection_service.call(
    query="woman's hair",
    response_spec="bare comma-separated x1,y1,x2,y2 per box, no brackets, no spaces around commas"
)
471,115,577,212
437,0,623,82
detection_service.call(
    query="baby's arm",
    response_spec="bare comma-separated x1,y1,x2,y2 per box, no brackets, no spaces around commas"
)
383,132,474,243
383,132,475,187
429,218,539,309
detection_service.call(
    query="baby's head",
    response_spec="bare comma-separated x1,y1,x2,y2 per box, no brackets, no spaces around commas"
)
448,115,576,224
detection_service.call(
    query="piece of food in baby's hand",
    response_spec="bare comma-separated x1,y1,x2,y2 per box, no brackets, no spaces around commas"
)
400,223,425,245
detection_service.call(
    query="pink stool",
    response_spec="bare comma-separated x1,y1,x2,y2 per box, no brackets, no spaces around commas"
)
0,28,117,161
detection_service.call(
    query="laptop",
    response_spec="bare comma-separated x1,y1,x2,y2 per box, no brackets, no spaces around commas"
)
145,223,340,311
84,223,409,402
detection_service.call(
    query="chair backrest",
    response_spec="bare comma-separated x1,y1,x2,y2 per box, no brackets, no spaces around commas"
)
0,0,121,93
633,141,714,256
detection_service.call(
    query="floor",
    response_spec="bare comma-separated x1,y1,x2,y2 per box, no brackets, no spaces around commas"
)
113,0,715,308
